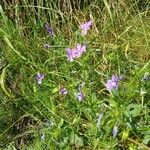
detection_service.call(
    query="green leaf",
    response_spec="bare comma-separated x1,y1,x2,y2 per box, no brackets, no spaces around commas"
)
70,132,84,147
126,104,142,117
51,87,59,93
0,66,14,98
4,36,26,60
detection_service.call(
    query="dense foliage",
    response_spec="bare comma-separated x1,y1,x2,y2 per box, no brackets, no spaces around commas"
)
0,0,150,149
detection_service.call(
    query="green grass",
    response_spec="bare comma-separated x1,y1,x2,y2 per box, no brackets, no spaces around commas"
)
0,0,150,149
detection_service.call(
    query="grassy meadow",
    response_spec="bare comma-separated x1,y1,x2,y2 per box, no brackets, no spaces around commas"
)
0,0,150,149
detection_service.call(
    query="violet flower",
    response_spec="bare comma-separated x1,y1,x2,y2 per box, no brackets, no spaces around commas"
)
76,92,84,102
75,44,86,58
45,23,54,36
44,44,50,48
80,20,92,36
66,44,86,62
105,75,120,92
36,72,44,84
60,88,68,95
112,125,118,138
66,48,75,62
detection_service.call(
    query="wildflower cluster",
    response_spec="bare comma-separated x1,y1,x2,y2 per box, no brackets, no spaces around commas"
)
59,83,85,102
80,20,92,36
66,20,92,62
105,75,122,92
66,44,86,62
35,21,149,141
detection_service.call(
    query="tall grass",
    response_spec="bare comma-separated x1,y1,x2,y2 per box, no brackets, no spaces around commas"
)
0,0,150,149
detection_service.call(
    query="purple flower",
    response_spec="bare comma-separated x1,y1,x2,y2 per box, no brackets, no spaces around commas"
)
66,44,86,62
112,125,118,138
44,44,50,48
80,20,92,36
60,88,68,95
75,44,86,58
76,92,84,101
45,23,54,36
105,75,120,91
36,72,44,84
66,48,75,62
